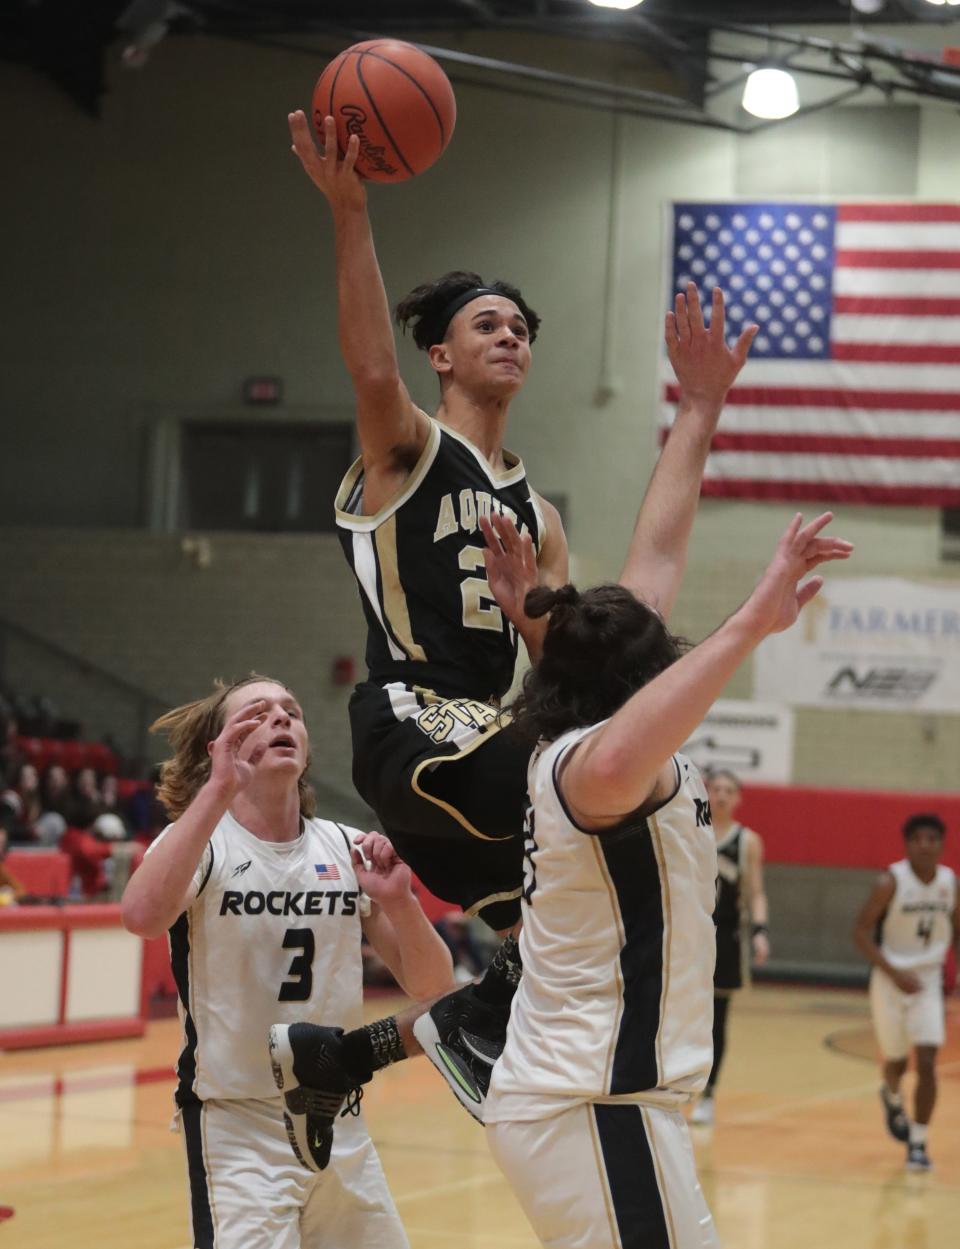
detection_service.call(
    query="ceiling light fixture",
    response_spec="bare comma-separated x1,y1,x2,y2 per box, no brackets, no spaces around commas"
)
587,0,645,10
741,66,800,119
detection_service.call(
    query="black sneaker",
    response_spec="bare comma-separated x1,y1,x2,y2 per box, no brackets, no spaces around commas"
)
906,1142,932,1172
268,1023,367,1171
412,983,510,1124
880,1088,909,1143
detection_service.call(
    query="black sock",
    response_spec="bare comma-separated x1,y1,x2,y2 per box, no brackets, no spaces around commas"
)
473,935,523,1008
340,1016,406,1082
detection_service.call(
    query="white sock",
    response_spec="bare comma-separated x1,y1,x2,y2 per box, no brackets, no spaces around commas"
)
909,1123,928,1147
883,1086,902,1107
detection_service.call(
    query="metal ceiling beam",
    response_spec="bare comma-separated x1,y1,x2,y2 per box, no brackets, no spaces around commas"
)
687,15,960,83
218,27,741,131
411,38,693,113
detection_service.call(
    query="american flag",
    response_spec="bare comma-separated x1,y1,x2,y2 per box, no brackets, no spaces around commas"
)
314,863,341,881
661,201,960,506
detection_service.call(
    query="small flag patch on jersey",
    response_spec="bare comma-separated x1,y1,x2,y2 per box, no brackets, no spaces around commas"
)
314,863,341,881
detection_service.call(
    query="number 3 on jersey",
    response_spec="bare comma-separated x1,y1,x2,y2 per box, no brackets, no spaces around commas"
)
279,928,315,1001
458,546,504,633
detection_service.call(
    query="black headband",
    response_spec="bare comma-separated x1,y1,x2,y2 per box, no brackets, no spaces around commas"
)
433,286,501,344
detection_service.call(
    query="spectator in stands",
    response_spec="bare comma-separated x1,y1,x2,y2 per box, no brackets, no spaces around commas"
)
127,765,167,842
40,763,72,817
35,763,72,846
61,797,113,899
0,826,25,905
0,709,21,788
2,762,43,845
74,766,102,812
99,774,131,836
0,791,16,840
92,798,143,899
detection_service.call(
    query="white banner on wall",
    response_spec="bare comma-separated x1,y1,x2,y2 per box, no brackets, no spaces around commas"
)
682,699,795,784
754,577,960,714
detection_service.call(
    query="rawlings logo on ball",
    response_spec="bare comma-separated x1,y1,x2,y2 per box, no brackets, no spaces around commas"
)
338,105,400,177
312,40,456,183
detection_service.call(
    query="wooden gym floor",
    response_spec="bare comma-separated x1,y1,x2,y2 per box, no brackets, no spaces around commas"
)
1,985,957,1249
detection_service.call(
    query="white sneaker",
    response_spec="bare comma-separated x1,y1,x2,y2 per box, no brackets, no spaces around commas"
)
691,1096,715,1126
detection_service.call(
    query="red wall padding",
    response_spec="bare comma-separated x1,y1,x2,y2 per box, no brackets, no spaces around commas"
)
737,784,960,871
5,850,71,897
16,736,119,775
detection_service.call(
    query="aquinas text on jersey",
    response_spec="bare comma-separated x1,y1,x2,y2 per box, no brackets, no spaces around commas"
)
433,489,531,544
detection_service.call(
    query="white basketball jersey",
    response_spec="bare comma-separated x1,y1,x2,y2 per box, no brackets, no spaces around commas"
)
879,859,956,972
149,812,368,1104
486,728,717,1124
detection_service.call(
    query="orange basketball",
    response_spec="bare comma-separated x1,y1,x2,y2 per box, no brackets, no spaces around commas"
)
312,40,456,183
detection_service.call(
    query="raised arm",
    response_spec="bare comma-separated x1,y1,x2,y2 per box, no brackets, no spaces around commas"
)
121,701,267,939
478,496,569,664
353,832,455,1001
288,111,430,495
618,284,757,619
561,513,853,827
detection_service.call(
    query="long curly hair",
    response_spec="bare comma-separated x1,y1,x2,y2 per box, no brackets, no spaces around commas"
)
510,584,691,746
395,269,541,349
151,674,316,821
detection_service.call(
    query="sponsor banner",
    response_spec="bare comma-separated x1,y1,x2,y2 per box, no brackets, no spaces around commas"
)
683,699,795,783
754,577,960,713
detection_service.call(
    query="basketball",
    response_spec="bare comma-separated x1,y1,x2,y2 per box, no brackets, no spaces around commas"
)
312,40,456,183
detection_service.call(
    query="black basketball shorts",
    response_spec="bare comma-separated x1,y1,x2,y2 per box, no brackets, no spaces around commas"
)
348,681,529,930
713,921,747,992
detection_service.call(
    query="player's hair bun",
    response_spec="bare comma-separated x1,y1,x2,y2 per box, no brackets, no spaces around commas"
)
524,583,580,619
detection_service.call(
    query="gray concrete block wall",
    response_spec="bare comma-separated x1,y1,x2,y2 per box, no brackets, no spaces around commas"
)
0,528,367,816
764,864,875,983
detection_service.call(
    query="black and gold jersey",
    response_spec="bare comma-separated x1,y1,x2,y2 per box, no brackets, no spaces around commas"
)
714,824,745,932
335,418,544,701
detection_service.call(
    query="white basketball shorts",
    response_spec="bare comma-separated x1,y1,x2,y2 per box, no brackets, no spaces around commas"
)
179,1096,408,1249
486,1099,720,1249
869,965,945,1060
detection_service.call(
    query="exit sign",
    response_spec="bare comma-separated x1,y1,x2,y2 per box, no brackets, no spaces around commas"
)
243,376,283,405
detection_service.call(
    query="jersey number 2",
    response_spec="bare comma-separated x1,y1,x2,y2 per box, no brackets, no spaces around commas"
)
458,547,504,633
279,928,315,1002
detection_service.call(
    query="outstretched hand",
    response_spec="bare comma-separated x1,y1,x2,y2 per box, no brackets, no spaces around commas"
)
287,110,366,212
666,283,757,415
744,512,854,639
479,512,539,628
351,832,413,908
207,700,268,800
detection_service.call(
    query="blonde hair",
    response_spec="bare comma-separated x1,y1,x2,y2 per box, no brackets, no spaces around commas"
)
151,674,316,821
